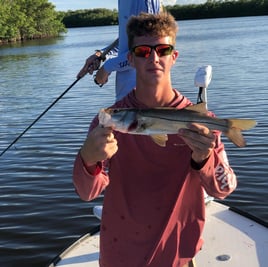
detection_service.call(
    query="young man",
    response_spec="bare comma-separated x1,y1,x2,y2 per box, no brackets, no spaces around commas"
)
77,0,162,101
73,12,237,267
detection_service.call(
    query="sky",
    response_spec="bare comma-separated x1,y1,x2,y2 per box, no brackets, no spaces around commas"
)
49,0,206,11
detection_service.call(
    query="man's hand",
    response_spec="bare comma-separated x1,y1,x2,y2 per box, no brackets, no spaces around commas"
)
77,52,102,79
94,66,110,86
80,125,118,167
178,123,216,165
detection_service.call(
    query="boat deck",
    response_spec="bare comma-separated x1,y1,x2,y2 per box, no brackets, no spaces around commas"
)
195,201,267,266
48,201,268,267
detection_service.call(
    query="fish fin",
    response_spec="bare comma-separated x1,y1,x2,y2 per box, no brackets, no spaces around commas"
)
150,134,168,147
228,119,257,130
185,103,207,113
225,128,246,147
225,119,256,147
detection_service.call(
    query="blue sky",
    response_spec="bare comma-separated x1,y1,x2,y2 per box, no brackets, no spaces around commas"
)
49,0,206,11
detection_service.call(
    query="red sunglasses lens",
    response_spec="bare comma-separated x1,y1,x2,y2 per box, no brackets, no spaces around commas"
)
156,45,173,56
133,45,173,58
133,46,151,58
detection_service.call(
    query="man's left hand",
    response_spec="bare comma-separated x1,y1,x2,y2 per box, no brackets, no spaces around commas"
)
178,123,216,165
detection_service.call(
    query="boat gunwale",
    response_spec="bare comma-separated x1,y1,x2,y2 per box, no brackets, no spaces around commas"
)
47,225,100,267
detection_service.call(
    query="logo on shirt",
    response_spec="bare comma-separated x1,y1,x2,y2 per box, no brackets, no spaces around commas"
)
215,151,236,190
119,60,129,68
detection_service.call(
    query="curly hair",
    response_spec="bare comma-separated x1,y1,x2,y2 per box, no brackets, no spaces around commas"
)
127,12,178,49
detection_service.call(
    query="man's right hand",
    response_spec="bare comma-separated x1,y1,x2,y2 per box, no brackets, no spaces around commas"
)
76,52,102,79
80,125,118,167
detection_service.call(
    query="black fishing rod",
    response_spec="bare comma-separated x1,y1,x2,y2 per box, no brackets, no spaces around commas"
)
0,38,119,157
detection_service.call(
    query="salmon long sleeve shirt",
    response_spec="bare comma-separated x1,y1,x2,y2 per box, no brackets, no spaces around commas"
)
73,89,237,267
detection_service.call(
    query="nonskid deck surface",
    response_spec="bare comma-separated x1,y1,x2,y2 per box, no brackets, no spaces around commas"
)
195,201,267,266
48,201,268,267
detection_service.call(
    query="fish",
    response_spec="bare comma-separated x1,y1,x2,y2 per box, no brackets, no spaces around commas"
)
98,103,257,147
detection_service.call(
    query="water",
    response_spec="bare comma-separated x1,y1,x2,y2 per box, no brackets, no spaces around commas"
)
0,16,267,266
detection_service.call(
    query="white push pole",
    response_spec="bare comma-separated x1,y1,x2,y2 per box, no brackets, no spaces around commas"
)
194,65,212,109
195,65,214,203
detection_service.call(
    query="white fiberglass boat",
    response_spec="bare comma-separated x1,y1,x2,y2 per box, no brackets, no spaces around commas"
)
47,201,268,267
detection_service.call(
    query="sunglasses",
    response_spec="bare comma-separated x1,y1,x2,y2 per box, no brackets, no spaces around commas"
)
131,44,174,58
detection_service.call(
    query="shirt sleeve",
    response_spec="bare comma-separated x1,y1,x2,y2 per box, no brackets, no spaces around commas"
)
103,51,134,73
193,132,237,199
72,116,110,201
100,41,119,57
73,152,109,201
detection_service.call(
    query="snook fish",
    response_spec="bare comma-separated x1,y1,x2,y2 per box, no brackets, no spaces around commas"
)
98,103,257,147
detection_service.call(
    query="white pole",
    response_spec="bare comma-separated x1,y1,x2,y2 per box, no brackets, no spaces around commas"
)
194,65,214,203
194,65,212,109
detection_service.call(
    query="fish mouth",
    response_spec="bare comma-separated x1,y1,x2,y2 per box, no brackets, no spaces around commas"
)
104,108,118,115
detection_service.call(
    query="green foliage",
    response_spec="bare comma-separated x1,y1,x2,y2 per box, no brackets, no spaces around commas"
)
166,0,268,20
60,0,267,28
1,0,267,43
0,0,66,43
62,8,118,27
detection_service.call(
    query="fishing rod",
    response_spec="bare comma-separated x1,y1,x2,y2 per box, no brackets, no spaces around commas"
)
93,38,119,87
0,38,119,157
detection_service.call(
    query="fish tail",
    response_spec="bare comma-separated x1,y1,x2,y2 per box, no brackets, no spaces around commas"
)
225,119,257,147
228,119,257,131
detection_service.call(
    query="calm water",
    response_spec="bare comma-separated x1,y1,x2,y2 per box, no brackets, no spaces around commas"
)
0,16,267,266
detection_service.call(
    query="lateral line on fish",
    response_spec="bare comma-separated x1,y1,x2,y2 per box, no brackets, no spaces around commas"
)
143,115,226,129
